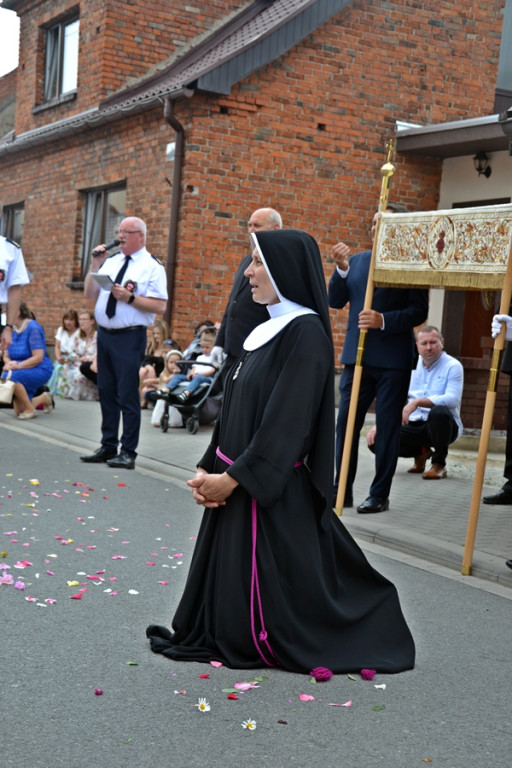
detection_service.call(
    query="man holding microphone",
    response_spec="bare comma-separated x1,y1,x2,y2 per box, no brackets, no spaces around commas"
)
80,217,167,469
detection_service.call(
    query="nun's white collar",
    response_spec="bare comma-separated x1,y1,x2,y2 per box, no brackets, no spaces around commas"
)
243,299,316,351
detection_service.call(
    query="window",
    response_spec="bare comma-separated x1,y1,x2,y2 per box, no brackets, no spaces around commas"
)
0,203,24,246
81,186,126,277
44,17,80,101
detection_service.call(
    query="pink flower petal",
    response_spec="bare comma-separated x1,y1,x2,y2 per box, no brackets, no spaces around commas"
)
342,700,353,707
310,666,333,682
299,694,315,702
210,661,223,668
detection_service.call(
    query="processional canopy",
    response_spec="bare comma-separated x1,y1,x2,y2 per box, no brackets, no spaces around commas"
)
373,203,512,291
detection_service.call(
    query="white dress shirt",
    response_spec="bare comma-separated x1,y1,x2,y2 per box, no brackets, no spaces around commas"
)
94,246,167,329
0,236,30,303
407,351,464,438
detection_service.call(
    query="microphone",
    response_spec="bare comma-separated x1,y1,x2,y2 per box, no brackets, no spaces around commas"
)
92,238,120,257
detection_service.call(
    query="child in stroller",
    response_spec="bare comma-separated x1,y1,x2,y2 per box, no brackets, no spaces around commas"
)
165,328,216,403
151,328,222,433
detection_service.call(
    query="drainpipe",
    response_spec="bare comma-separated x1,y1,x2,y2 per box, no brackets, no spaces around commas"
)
163,95,185,328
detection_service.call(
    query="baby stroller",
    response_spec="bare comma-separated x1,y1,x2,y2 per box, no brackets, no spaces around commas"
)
152,365,223,434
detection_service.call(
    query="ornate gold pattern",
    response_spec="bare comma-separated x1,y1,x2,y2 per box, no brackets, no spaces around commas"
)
374,204,512,290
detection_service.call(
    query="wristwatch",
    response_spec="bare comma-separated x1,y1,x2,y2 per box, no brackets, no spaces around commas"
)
128,294,135,304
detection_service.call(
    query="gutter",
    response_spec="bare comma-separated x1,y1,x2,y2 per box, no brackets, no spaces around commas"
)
163,95,187,328
0,88,191,157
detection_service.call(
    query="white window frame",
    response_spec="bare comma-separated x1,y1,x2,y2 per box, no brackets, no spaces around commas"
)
44,16,80,101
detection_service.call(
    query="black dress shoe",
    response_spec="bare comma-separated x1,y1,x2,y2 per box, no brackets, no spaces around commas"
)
357,496,389,514
106,451,135,469
482,489,512,505
80,447,118,463
506,559,512,570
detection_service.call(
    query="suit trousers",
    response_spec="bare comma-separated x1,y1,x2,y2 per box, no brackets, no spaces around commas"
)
369,405,458,467
97,326,146,456
503,375,512,492
335,364,410,501
397,406,458,466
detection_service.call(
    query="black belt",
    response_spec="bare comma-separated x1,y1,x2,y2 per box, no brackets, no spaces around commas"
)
99,325,146,334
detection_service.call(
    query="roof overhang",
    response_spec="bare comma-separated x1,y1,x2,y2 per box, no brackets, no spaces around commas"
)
396,110,512,158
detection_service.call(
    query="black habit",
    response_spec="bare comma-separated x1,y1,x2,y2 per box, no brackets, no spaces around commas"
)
147,229,415,674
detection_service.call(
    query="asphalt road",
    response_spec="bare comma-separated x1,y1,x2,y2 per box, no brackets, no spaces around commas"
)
2,428,511,768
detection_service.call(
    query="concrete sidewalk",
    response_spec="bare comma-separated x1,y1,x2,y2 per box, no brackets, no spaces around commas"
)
2,397,511,588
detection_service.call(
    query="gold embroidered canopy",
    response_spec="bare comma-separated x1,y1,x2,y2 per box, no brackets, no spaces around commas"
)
373,204,512,290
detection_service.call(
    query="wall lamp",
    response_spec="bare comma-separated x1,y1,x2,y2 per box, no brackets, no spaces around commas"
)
498,107,512,155
473,150,492,178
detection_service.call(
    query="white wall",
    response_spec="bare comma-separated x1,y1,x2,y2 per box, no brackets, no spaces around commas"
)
430,150,512,326
438,151,512,209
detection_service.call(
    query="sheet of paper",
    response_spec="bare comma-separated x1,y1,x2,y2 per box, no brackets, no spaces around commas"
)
90,273,115,291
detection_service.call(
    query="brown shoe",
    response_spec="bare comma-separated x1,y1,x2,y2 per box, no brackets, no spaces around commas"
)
407,448,433,473
422,463,447,480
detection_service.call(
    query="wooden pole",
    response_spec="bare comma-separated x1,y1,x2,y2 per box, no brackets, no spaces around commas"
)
461,239,512,574
334,142,395,515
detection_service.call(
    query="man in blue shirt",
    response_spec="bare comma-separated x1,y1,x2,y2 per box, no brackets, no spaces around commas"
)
366,325,463,479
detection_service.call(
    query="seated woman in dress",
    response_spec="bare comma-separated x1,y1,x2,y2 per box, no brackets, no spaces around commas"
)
147,229,415,674
1,302,54,419
48,309,79,395
138,319,173,407
59,309,99,401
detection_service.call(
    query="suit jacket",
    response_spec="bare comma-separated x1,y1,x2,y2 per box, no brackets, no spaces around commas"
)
328,250,428,370
501,342,512,375
216,254,269,359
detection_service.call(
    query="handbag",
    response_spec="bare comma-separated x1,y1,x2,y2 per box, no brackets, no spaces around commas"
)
0,371,15,405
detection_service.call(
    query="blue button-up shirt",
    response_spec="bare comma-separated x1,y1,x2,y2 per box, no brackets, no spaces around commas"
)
408,351,464,438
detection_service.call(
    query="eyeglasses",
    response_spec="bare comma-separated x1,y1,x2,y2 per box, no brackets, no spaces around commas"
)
116,229,142,235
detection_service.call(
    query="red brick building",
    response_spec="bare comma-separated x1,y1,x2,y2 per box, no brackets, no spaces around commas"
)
0,0,511,427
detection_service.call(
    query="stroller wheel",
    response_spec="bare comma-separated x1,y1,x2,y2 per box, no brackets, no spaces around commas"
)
161,411,169,432
185,416,199,434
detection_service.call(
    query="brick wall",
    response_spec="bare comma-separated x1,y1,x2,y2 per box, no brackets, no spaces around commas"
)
0,0,507,427
0,68,17,103
12,0,245,135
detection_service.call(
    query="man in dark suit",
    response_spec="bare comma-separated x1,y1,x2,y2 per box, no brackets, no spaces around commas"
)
212,207,282,373
484,314,512,509
328,206,429,513
483,313,512,571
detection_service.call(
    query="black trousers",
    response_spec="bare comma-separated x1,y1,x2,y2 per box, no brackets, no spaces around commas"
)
97,326,146,456
335,364,410,501
80,361,97,386
503,376,512,492
369,405,458,467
